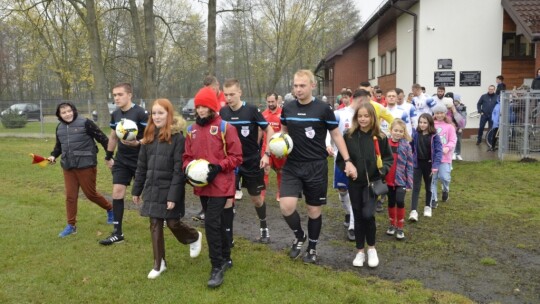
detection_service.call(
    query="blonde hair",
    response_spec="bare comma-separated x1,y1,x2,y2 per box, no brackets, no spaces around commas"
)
347,102,385,139
294,69,315,84
390,118,412,142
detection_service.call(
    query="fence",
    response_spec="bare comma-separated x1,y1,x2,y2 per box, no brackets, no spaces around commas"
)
498,90,540,160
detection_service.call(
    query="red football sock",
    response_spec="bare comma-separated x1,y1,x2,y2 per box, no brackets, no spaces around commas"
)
388,206,396,227
396,207,406,229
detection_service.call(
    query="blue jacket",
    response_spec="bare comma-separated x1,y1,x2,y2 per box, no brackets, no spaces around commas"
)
387,138,414,189
492,102,501,128
411,131,442,171
477,93,498,118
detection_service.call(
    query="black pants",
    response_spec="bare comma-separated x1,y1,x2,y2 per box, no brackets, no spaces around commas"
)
411,159,432,211
202,196,230,268
348,184,376,250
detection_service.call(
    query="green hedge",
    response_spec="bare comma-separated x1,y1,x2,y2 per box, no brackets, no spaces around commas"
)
0,110,28,128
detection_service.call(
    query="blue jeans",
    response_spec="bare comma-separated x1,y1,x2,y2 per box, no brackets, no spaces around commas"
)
431,163,452,203
477,114,493,143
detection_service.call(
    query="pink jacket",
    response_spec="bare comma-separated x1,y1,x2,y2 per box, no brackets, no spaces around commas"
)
434,120,457,164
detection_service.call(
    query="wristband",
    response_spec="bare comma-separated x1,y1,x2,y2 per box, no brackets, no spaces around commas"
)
344,158,352,163
264,151,271,157
105,151,114,161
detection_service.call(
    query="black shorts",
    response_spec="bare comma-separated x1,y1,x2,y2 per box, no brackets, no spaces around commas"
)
280,159,328,206
112,160,137,186
238,158,265,196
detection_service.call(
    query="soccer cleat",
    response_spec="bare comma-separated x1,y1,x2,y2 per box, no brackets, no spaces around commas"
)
222,258,233,271
456,154,463,161
190,231,202,258
207,267,225,288
302,249,318,264
409,210,418,222
259,228,270,244
367,248,379,267
376,200,384,212
58,224,77,238
347,229,355,241
192,210,205,221
352,251,365,267
386,226,396,236
395,229,405,240
234,190,243,200
147,259,167,279
289,234,307,259
423,206,432,217
106,210,114,224
343,214,350,228
442,191,449,202
99,233,124,245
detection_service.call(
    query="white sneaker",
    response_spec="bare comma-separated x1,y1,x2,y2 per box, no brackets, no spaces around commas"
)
424,206,432,217
235,190,243,200
147,259,167,279
367,248,379,267
409,210,418,222
456,154,463,161
190,231,202,258
452,153,457,160
352,251,365,267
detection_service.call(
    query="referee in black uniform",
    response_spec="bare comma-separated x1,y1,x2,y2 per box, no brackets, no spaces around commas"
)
220,78,275,244
280,70,357,263
100,83,148,245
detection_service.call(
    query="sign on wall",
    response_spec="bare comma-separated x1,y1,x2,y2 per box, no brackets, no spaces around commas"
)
460,71,481,87
434,71,455,87
437,59,453,69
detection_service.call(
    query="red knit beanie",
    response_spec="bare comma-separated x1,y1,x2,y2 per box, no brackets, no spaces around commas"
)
194,87,219,113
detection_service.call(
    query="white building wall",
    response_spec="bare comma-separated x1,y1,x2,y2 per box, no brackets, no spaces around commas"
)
368,36,379,86
416,0,503,122
396,4,418,92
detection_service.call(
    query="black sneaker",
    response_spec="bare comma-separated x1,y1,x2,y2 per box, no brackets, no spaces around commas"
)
289,234,307,259
222,258,233,271
207,267,225,288
442,191,449,202
192,210,205,221
259,228,270,244
343,214,350,228
347,229,355,241
376,200,384,212
302,249,318,264
99,233,124,245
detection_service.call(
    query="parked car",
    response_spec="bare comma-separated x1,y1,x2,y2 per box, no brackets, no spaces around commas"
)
1,103,41,121
182,98,196,120
92,103,118,122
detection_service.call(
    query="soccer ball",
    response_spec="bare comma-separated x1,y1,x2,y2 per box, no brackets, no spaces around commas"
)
115,119,138,141
268,133,293,158
186,159,210,187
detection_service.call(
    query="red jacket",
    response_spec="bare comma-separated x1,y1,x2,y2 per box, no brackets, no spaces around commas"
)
183,116,242,197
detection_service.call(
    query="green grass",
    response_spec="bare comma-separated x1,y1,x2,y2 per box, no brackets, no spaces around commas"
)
0,137,477,304
0,120,58,137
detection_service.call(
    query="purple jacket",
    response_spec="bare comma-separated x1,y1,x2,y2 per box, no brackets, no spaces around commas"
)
411,131,442,171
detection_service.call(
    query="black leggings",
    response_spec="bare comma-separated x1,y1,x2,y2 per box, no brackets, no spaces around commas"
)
411,159,432,210
348,184,376,250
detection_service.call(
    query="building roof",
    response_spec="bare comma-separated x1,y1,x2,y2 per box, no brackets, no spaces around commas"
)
502,0,540,41
315,0,418,73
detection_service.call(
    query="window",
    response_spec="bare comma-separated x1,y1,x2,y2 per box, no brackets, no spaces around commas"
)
380,54,387,76
390,50,397,73
502,33,534,58
329,67,333,81
369,58,375,79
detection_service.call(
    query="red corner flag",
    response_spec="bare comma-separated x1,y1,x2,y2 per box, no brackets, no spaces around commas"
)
30,153,49,168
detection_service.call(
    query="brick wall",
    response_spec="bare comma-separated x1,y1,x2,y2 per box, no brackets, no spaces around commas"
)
331,40,369,93
536,44,540,72
503,11,516,32
502,58,536,88
378,20,396,56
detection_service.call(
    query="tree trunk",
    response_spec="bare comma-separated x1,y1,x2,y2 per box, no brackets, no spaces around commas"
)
207,0,217,76
143,0,157,100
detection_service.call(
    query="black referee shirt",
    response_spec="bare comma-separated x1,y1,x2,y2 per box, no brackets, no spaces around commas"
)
109,103,148,164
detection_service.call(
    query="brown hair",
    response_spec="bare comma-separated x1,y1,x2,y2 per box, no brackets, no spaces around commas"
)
417,113,437,135
347,102,385,139
143,98,175,144
223,78,241,89
112,82,132,94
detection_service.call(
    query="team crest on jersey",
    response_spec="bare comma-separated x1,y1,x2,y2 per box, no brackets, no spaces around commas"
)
210,126,218,135
305,126,315,139
241,126,250,137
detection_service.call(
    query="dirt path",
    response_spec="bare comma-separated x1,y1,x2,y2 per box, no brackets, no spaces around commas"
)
182,191,539,304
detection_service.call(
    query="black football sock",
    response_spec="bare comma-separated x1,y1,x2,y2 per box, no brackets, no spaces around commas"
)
283,211,304,240
255,202,267,229
112,198,124,235
307,215,322,250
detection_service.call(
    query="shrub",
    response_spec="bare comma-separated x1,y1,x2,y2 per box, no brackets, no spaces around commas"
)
0,110,28,128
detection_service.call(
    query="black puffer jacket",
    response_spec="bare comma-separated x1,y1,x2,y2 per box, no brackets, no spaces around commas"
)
132,117,186,218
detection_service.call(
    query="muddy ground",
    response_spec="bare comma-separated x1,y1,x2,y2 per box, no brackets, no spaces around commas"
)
178,188,539,304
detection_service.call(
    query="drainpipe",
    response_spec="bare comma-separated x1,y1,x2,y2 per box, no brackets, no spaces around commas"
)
392,4,417,84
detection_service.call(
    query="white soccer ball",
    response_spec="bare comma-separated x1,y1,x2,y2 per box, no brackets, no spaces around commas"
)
115,118,138,141
186,159,210,187
268,133,294,158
